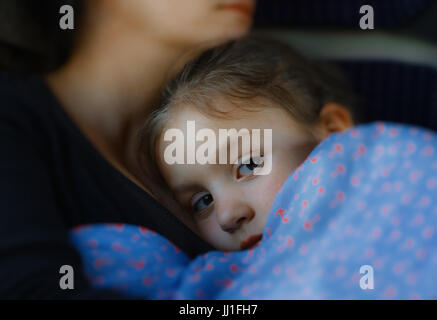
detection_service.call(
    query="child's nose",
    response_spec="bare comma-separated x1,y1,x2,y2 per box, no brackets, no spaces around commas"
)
216,202,255,233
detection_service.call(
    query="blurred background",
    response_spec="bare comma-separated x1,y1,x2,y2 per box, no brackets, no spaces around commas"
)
0,0,436,131
254,0,437,132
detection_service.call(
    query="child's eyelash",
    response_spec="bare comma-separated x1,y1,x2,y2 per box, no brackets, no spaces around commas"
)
190,192,213,214
235,155,264,180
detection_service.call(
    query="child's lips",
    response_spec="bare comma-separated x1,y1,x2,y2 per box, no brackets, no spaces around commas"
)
240,234,262,250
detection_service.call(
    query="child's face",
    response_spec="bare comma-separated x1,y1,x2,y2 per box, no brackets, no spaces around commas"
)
157,97,319,251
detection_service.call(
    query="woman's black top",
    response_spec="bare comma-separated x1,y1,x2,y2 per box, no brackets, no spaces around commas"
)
0,72,213,299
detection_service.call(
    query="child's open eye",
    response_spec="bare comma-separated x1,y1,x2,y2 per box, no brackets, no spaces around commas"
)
191,192,214,213
236,156,264,180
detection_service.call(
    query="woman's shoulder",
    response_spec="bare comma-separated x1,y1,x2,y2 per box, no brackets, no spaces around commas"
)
0,71,62,135
0,71,51,108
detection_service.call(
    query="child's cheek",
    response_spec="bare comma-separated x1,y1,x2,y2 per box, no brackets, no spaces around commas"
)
269,156,293,192
261,156,298,211
197,218,224,247
256,172,287,221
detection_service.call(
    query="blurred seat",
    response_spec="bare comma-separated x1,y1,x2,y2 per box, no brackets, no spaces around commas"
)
337,60,437,130
255,0,435,29
254,0,437,132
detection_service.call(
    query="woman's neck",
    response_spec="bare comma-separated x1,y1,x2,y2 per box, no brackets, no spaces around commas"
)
48,17,191,162
49,40,179,141
43,3,206,237
45,21,194,202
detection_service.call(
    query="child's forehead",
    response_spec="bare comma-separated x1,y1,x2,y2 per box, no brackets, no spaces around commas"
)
165,95,285,129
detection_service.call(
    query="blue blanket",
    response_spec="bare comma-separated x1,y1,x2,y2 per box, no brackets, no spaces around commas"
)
70,122,437,299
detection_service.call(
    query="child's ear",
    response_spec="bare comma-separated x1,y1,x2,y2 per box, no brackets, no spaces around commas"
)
314,103,354,140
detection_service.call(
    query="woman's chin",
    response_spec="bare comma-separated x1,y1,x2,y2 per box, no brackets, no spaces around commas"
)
205,24,252,47
205,11,253,43
225,15,253,36
224,25,252,40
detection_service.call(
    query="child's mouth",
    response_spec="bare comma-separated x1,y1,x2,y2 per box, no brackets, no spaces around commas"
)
240,234,262,250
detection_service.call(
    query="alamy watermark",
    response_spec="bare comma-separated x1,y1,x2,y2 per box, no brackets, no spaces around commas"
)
59,265,74,290
59,5,74,30
359,265,375,290
163,121,273,175
58,4,375,31
360,5,375,30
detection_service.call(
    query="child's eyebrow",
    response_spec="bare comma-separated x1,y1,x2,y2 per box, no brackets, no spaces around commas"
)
172,184,202,195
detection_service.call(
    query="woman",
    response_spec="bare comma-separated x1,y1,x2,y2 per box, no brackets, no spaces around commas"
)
0,0,254,299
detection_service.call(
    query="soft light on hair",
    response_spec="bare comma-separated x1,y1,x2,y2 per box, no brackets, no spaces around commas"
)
137,35,359,191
